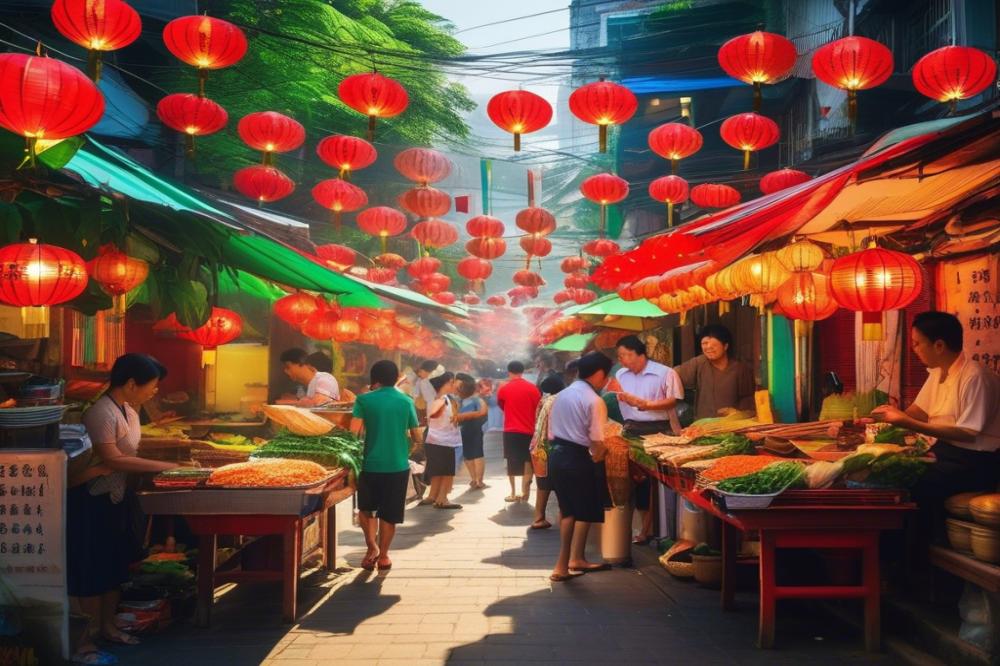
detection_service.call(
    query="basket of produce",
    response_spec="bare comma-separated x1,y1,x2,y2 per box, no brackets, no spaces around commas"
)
261,404,335,436
691,544,723,588
250,429,363,477
658,539,695,578
713,461,807,510
603,422,632,507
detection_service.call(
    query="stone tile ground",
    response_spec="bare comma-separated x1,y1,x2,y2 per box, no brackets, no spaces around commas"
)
119,434,897,665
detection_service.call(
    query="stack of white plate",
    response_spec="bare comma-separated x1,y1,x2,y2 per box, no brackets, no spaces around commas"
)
0,405,68,428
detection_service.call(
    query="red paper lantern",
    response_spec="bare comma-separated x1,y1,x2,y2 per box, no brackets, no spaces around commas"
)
561,256,587,273
333,317,361,343
513,270,545,288
648,175,689,228
375,253,406,270
338,72,409,140
912,46,997,108
519,235,552,258
829,244,924,340
177,307,242,349
237,111,305,162
553,290,572,305
399,187,450,218
720,112,779,169
760,168,811,195
690,183,741,209
87,243,148,318
314,244,356,271
648,123,703,173
583,239,620,257
776,271,838,322
717,30,797,111
570,288,598,305
394,147,451,185
51,0,141,81
0,53,105,163
486,295,506,307
411,219,458,249
163,15,245,95
0,239,88,337
466,237,507,260
515,207,556,235
580,173,629,205
812,36,893,123
156,93,227,156
568,79,638,152
431,291,456,305
467,215,505,238
365,267,396,284
508,285,539,300
233,165,295,203
358,207,407,253
564,273,589,289
417,272,451,294
457,257,492,282
406,256,441,279
462,293,481,305
301,308,341,341
316,135,377,177
311,178,367,229
274,292,322,327
486,90,552,151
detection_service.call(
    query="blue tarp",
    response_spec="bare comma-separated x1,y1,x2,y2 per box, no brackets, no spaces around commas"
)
622,76,740,94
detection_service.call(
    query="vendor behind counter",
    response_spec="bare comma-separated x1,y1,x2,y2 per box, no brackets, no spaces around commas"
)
675,324,755,421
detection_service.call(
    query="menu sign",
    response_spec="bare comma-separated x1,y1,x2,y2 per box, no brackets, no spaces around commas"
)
937,254,1000,373
0,450,68,664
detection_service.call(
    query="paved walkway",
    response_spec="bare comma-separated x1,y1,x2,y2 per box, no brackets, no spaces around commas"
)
123,434,894,665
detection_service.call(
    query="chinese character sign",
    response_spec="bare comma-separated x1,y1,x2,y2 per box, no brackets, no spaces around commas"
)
937,254,1000,374
0,450,68,662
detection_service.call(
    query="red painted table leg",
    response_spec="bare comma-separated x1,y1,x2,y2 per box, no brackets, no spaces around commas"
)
196,533,217,628
758,530,777,649
863,532,881,651
282,518,302,624
722,521,739,611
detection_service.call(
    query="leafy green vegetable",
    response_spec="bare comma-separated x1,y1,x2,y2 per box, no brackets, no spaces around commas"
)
717,461,806,495
251,429,364,476
874,426,908,444
707,435,755,459
865,454,927,488
692,543,720,556
629,441,658,469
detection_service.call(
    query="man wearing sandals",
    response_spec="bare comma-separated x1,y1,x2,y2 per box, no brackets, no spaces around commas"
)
351,360,423,571
497,361,542,503
547,352,614,582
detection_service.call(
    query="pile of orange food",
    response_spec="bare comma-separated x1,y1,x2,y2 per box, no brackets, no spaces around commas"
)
700,455,784,483
206,459,329,487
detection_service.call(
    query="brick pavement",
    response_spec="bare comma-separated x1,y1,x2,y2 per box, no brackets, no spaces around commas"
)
120,433,897,665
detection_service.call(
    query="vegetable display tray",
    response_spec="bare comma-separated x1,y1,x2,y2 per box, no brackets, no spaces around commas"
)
714,489,784,511
138,470,347,516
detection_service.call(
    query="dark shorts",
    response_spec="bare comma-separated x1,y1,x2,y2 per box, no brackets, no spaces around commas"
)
461,421,485,460
503,431,532,476
536,472,553,491
67,485,133,597
424,442,457,478
357,470,410,524
549,440,605,523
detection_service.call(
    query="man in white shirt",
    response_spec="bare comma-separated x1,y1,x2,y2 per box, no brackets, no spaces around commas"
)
614,334,684,545
872,311,1000,508
547,352,613,582
278,348,340,407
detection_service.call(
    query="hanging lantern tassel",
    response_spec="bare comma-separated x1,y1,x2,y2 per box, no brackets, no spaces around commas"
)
599,124,608,153
367,115,376,142
21,306,50,340
332,209,342,231
599,204,607,238
87,49,103,82
666,201,674,228
679,310,688,326
111,294,128,321
743,148,751,171
718,301,730,316
752,81,762,113
794,319,813,340
862,311,884,341
847,89,858,129
202,347,217,368
184,134,195,158
198,68,208,98
379,232,388,254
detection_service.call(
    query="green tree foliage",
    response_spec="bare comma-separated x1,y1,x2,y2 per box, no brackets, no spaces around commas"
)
157,0,474,182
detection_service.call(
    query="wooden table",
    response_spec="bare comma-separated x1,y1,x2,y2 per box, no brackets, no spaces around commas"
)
640,461,914,650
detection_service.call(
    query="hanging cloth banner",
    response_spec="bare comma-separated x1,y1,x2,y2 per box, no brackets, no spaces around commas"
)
480,158,492,215
454,195,470,214
526,168,543,208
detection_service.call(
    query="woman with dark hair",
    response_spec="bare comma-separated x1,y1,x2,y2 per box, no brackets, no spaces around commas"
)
70,354,179,663
454,375,488,490
529,375,565,530
675,324,756,420
423,372,463,509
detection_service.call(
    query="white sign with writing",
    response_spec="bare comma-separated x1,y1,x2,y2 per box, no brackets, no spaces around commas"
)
937,254,1000,373
0,449,68,662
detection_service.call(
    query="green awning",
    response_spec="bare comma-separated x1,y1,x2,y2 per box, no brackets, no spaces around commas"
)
441,330,479,355
545,332,595,352
563,294,667,318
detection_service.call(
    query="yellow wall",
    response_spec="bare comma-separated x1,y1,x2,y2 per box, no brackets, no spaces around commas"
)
212,343,269,413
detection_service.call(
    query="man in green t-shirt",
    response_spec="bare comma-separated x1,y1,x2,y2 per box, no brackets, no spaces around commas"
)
350,360,422,572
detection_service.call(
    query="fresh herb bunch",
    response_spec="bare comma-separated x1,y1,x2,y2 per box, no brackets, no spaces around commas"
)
717,461,806,495
251,429,364,476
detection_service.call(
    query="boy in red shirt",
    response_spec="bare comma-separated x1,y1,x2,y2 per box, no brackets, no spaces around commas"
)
497,361,542,502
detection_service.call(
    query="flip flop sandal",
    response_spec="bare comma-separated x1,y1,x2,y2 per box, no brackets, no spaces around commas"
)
434,503,462,509
377,560,392,571
530,521,552,530
72,650,119,665
416,498,435,506
549,572,581,582
570,563,612,573
504,495,519,502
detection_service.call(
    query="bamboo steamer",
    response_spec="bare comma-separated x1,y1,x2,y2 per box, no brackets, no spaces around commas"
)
945,518,975,553
946,491,985,519
970,525,1000,564
969,494,1000,527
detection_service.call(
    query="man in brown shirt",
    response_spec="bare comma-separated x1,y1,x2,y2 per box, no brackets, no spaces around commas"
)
675,324,756,420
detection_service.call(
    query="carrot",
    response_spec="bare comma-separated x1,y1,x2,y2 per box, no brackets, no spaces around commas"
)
701,455,784,482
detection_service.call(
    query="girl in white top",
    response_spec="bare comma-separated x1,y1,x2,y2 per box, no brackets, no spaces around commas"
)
423,372,463,509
